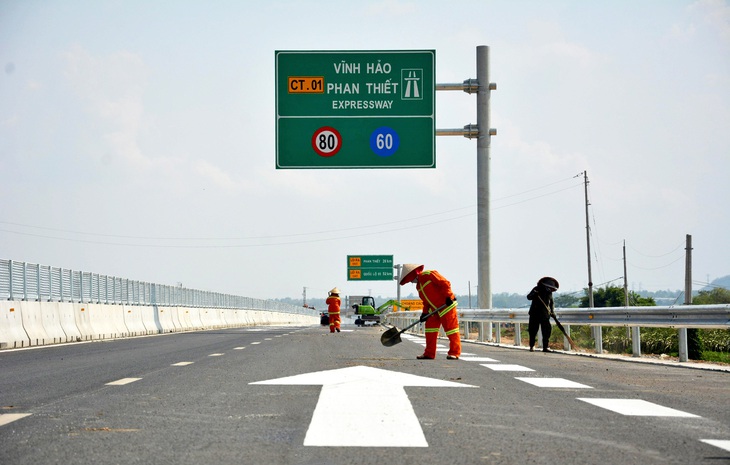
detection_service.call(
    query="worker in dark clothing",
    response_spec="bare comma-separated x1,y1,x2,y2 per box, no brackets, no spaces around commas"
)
527,277,559,352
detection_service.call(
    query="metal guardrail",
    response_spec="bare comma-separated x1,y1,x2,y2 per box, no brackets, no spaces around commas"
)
0,259,316,316
385,305,730,361
389,305,730,329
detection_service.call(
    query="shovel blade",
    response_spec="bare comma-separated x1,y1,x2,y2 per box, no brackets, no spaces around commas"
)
380,326,402,347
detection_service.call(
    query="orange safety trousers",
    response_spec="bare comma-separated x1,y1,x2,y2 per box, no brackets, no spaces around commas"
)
423,308,461,358
328,312,341,332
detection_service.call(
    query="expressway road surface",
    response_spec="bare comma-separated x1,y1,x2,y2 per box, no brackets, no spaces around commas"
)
1,324,729,465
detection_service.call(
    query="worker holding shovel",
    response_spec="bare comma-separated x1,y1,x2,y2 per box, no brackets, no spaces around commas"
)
527,276,559,352
399,264,461,360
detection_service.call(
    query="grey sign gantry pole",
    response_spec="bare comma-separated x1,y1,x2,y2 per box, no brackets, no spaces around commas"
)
437,45,497,310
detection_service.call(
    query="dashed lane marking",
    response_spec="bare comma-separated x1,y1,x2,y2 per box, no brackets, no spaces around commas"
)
0,413,32,427
171,362,194,366
209,353,224,357
251,342,261,345
460,356,500,363
577,398,700,417
234,347,245,350
516,377,593,389
106,378,142,386
481,364,535,372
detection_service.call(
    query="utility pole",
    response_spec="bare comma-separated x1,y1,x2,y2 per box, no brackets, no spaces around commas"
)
626,240,641,357
679,234,693,362
583,171,600,353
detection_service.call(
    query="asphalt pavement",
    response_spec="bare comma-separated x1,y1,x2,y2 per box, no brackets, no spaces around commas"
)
1,324,728,465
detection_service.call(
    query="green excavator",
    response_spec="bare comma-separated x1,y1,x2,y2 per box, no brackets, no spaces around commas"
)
352,297,411,326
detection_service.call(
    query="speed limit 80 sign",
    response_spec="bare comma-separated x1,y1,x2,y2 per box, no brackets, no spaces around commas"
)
311,126,342,157
275,50,435,169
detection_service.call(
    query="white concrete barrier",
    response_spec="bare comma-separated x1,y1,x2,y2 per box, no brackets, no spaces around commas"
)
37,301,68,344
1,299,318,350
56,302,82,342
19,301,51,346
123,304,147,336
169,306,183,331
87,303,119,339
103,304,129,338
73,303,98,340
0,302,30,348
189,307,203,330
140,305,160,334
202,308,225,329
178,306,194,330
155,306,176,333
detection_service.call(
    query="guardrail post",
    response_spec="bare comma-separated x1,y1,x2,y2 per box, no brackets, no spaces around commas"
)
514,322,521,346
594,326,603,353
631,326,641,357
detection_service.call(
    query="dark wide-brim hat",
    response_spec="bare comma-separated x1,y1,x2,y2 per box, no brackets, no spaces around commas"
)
538,276,559,291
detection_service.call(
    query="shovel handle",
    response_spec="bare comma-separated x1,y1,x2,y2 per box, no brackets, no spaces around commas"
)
398,303,448,333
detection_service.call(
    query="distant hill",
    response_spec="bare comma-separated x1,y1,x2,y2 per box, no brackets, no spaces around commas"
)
702,275,730,291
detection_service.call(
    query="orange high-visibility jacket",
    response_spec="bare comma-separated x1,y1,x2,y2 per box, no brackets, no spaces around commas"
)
326,295,341,314
417,270,457,315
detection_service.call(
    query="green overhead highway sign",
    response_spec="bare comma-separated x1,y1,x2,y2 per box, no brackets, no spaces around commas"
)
347,254,394,281
275,50,435,169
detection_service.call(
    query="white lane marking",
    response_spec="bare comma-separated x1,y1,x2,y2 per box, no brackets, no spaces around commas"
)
701,439,730,453
577,398,700,417
171,362,194,366
0,413,32,427
251,365,476,447
516,378,593,389
265,338,272,341
481,364,535,372
106,378,141,386
461,356,500,363
250,342,261,345
234,347,245,350
209,353,224,357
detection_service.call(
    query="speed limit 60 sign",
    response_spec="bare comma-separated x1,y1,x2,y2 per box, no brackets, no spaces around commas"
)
275,50,435,169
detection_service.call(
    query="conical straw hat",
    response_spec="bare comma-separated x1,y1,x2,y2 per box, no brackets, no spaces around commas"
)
399,264,424,285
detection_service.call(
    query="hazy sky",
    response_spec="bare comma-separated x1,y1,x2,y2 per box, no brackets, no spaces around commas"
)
1,0,728,303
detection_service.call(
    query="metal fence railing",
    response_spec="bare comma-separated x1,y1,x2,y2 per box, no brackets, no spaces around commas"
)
0,259,315,316
386,305,730,362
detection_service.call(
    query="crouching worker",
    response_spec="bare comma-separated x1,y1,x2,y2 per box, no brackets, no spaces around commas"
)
399,264,461,360
527,276,559,352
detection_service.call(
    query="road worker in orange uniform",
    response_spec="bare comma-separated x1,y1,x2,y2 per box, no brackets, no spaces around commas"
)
399,264,461,360
326,287,341,333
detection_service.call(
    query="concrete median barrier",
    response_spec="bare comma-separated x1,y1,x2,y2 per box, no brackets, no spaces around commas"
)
155,306,176,333
19,301,51,346
0,302,30,348
123,304,147,336
56,302,82,343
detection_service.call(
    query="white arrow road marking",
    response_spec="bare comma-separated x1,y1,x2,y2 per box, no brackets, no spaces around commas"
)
251,365,476,447
578,398,700,417
0,413,32,427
